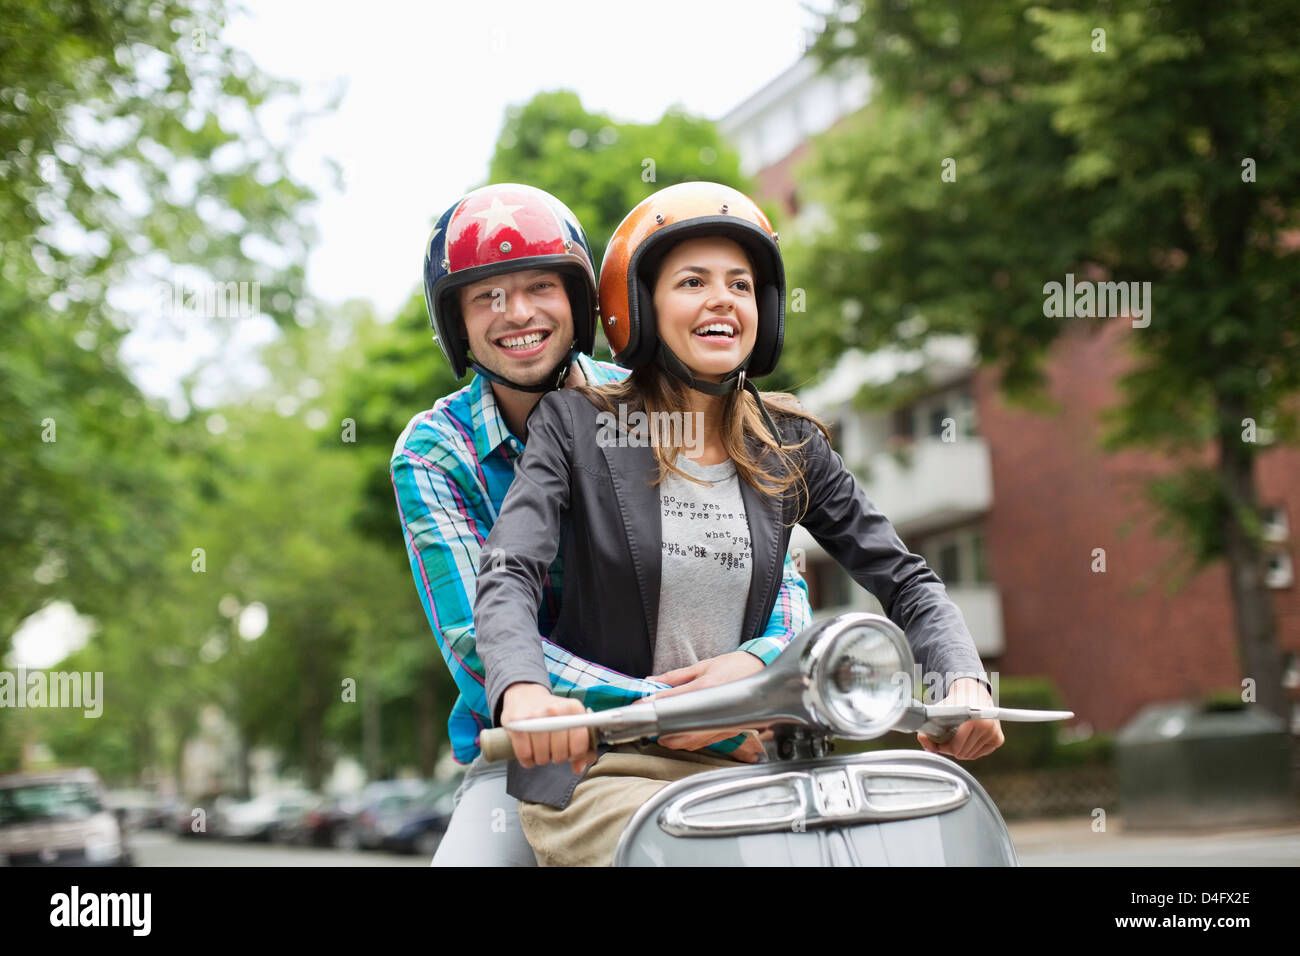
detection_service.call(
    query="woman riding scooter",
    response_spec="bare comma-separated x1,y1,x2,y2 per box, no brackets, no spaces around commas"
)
474,182,1003,866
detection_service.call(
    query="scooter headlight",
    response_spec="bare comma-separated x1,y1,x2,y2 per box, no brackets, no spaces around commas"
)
804,614,911,738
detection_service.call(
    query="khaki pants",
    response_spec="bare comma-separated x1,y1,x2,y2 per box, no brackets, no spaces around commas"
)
517,740,755,867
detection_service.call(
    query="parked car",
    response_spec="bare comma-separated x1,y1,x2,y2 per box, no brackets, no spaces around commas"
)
381,777,461,856
222,790,321,842
0,768,132,866
293,795,359,848
172,791,235,838
332,780,427,851
103,788,170,833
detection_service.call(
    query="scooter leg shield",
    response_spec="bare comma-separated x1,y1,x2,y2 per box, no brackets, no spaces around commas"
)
612,750,1018,867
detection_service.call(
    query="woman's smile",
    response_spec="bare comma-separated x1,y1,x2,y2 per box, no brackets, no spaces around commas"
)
652,236,758,380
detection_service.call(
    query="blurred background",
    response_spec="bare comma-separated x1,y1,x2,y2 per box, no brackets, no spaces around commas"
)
2,0,1298,864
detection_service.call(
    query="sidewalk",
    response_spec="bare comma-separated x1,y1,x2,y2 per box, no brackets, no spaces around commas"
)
1007,816,1300,866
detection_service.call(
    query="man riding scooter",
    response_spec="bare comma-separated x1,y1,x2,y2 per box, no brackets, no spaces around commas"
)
390,182,816,865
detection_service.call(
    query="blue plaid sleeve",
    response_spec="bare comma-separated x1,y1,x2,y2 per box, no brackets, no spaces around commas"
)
391,447,492,726
739,551,812,665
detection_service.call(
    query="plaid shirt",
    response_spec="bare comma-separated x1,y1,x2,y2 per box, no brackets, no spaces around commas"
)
391,352,813,763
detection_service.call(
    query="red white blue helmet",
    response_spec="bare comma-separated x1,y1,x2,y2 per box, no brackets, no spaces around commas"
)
423,183,598,380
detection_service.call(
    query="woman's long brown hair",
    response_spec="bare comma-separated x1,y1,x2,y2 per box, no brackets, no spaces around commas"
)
576,364,832,528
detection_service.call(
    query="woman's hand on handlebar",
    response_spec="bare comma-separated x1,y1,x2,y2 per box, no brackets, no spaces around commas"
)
918,677,1005,760
500,682,596,774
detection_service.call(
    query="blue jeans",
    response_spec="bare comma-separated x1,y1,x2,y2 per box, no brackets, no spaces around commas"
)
431,756,537,867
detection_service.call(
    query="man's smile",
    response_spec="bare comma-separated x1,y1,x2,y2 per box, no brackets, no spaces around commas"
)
495,328,552,355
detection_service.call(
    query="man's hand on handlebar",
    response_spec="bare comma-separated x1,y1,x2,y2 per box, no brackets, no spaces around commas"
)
500,682,596,774
646,651,767,761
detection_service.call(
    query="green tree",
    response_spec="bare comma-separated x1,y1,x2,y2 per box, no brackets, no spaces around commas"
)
333,295,464,777
1,0,317,631
488,90,752,273
1,0,320,774
232,311,449,785
25,303,453,788
798,0,1300,718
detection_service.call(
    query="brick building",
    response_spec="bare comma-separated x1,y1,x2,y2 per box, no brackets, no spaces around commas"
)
719,57,1300,734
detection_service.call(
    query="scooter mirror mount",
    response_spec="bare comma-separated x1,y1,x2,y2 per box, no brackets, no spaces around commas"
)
769,725,834,762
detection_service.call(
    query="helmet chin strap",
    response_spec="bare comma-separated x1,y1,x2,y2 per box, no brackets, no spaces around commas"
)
654,341,784,447
468,346,578,394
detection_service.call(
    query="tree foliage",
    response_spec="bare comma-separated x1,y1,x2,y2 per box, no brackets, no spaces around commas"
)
2,0,318,641
487,90,752,272
795,0,1300,716
0,0,326,780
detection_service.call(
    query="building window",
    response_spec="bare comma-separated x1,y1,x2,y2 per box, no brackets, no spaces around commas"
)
892,406,914,441
936,541,961,583
916,525,992,588
1263,505,1289,543
806,556,853,611
971,531,990,584
926,406,949,439
1264,550,1293,589
892,382,978,444
827,418,843,457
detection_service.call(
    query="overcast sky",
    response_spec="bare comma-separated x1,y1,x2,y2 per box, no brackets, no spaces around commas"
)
231,0,822,317
118,0,825,408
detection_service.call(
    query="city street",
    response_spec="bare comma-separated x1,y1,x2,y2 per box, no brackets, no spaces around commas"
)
127,831,430,866
120,819,1300,867
1009,818,1300,867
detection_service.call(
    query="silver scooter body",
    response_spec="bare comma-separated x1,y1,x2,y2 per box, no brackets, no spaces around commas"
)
614,750,1017,866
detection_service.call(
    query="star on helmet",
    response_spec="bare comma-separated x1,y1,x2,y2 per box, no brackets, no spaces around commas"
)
472,197,525,233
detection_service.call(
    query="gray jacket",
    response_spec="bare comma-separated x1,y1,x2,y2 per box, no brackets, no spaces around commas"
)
474,387,986,808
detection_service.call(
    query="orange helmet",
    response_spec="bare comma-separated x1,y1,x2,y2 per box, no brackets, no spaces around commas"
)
598,182,784,393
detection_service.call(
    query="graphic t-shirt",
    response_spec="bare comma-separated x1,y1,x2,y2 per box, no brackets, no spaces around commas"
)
653,454,752,674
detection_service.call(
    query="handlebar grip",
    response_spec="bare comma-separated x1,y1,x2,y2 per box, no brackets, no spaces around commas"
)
479,728,515,763
478,727,601,764
924,726,958,745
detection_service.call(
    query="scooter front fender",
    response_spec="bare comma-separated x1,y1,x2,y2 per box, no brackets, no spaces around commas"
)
613,750,1018,867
